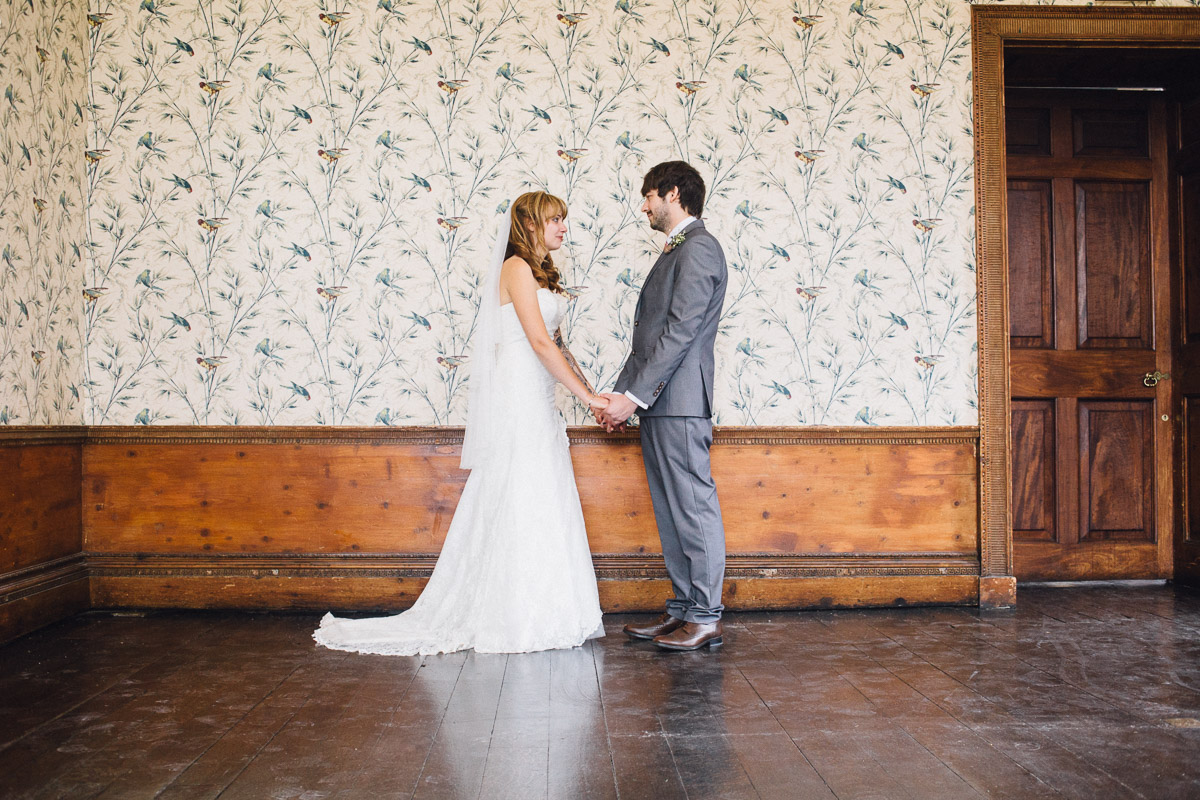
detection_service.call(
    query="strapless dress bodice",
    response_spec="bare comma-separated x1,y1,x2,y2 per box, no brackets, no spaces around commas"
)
499,288,567,345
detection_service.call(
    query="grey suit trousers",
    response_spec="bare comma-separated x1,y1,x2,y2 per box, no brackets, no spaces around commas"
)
638,416,726,623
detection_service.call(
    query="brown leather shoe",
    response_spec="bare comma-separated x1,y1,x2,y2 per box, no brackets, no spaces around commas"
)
623,613,685,640
653,621,723,651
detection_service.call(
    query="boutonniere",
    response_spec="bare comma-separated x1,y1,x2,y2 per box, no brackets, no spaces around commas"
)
663,232,687,254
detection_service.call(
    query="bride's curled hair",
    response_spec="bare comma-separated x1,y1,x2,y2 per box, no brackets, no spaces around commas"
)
506,191,567,293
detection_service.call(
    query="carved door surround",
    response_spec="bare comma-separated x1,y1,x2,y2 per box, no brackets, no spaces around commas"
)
973,7,1200,596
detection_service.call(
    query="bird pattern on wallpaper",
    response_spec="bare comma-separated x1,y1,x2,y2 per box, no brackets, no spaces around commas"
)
59,0,989,427
33,0,1195,426
0,0,85,425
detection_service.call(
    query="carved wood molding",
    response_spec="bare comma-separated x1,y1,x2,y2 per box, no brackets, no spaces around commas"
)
581,426,979,447
0,554,88,604
971,5,1200,584
973,6,1200,37
0,427,84,447
973,5,1011,584
86,552,980,580
82,425,468,446
0,424,978,447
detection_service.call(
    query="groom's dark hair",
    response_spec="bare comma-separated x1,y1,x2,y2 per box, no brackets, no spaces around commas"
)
642,161,705,217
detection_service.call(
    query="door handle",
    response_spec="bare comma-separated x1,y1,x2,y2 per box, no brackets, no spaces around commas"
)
1143,371,1171,387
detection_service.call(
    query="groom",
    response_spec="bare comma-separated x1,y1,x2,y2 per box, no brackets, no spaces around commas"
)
598,161,728,651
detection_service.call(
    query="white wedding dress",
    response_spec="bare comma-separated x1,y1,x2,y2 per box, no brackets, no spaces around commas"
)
314,288,603,655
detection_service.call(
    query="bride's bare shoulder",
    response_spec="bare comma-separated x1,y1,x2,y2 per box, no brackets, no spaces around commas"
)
499,256,537,304
501,254,532,275
500,256,537,290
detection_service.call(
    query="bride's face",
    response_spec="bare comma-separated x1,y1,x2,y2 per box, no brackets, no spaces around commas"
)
542,213,567,251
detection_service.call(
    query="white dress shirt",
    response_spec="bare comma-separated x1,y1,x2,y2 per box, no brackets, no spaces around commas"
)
624,215,697,409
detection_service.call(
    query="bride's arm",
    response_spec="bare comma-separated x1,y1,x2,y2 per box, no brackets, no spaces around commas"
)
554,327,596,398
502,257,606,409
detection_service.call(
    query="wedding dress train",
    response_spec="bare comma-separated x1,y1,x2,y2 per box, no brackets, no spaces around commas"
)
314,288,603,655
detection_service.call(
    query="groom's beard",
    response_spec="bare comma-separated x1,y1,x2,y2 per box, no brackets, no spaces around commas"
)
647,206,671,233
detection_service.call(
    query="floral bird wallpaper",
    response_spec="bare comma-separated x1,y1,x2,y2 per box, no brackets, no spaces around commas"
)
1,0,1196,427
0,0,85,426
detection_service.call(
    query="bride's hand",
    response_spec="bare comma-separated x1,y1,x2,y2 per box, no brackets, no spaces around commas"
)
588,394,609,410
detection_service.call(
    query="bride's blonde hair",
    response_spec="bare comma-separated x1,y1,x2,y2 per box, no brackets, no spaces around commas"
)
506,191,567,293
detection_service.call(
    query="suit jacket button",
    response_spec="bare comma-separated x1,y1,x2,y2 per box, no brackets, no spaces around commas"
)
631,349,636,356
634,321,639,326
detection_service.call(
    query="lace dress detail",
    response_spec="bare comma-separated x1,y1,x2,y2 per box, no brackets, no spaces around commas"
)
314,289,603,655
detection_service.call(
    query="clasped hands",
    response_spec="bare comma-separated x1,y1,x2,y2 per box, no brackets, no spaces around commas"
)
587,392,637,433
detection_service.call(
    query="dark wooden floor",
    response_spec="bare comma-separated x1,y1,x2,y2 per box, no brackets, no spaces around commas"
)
3,585,1200,799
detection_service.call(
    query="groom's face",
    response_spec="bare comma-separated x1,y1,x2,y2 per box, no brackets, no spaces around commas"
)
641,189,676,233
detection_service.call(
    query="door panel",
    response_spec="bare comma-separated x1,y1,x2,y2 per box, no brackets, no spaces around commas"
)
1006,106,1051,155
1007,89,1172,581
1185,175,1200,341
1175,93,1200,580
1079,400,1155,542
1072,107,1149,157
1187,397,1200,544
1076,181,1153,348
1009,181,1055,348
1012,400,1056,542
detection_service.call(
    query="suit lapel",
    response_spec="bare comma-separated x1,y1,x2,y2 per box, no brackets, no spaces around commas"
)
636,248,675,318
640,221,704,290
644,247,674,284
635,220,706,316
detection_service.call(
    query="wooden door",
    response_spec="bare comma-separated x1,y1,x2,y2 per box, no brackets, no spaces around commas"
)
1006,89,1175,581
1174,91,1200,583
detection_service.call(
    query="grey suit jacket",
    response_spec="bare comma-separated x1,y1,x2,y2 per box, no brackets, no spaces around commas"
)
614,219,727,417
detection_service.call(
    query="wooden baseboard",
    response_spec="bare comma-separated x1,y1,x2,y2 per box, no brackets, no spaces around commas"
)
0,555,90,643
90,574,979,613
86,552,980,612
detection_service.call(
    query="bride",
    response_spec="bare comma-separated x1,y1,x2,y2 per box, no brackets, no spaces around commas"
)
314,191,608,655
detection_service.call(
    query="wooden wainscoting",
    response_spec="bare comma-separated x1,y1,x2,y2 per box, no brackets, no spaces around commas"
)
0,429,87,643
83,426,980,612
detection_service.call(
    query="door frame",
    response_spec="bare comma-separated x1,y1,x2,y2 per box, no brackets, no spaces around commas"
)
972,6,1200,604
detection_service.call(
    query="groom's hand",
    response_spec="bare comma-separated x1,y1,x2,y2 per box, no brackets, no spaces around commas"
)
599,393,637,432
